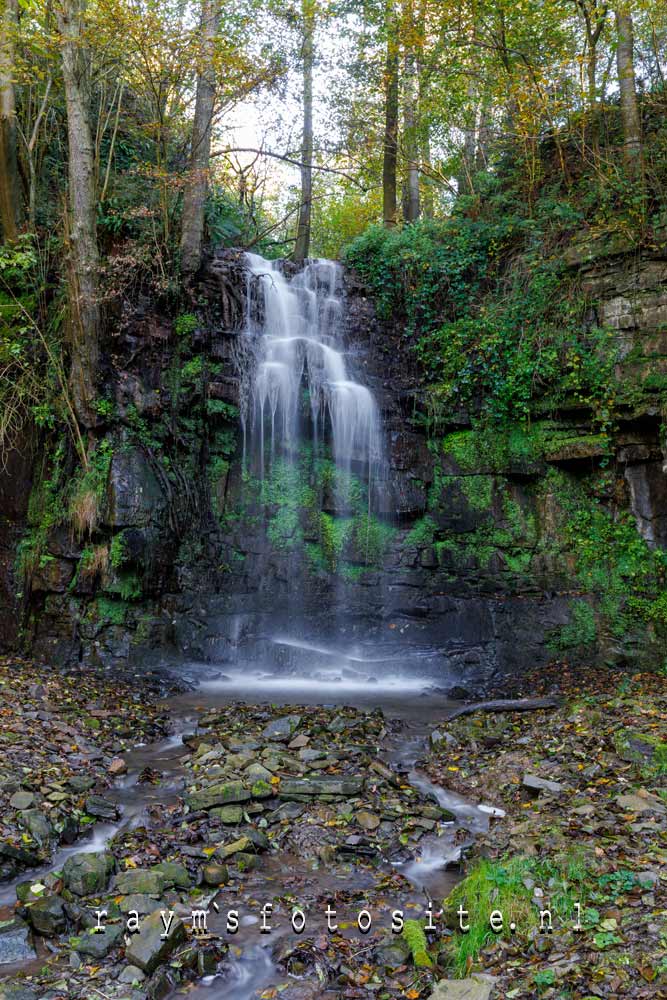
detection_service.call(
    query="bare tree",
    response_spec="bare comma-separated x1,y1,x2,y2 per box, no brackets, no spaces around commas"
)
180,0,221,277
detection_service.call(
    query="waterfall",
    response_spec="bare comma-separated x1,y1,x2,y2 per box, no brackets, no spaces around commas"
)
240,254,382,491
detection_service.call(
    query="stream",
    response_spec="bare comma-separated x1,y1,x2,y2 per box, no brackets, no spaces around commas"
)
0,646,495,998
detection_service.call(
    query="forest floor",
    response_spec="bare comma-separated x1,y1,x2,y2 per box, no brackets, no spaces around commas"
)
0,658,663,1000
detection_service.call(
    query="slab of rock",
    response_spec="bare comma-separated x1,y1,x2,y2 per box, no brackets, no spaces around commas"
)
125,910,186,974
9,791,35,811
279,777,363,799
356,810,380,831
62,851,115,896
429,975,496,999
114,869,165,897
522,774,564,796
186,780,251,811
84,795,119,820
244,762,274,782
118,894,161,915
153,861,192,888
27,895,66,936
202,863,230,886
118,965,146,984
217,836,253,859
262,715,301,742
210,805,244,824
75,923,123,958
615,792,666,814
0,918,36,965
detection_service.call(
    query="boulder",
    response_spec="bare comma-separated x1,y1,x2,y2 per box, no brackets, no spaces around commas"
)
114,869,165,897
27,895,66,937
186,780,250,811
0,918,35,965
75,923,123,958
125,910,186,974
153,861,192,889
261,715,302,742
62,851,115,896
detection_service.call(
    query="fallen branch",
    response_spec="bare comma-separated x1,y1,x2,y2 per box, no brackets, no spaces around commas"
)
446,697,560,721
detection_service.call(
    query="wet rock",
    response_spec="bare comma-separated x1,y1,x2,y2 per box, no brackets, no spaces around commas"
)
375,935,410,968
615,792,666,814
186,780,251,811
522,774,564,796
0,986,38,1000
27,894,66,936
108,757,128,776
125,910,186,974
119,965,146,983
119,894,162,915
9,791,35,810
85,794,120,819
428,977,496,999
279,776,363,799
62,851,115,896
356,810,380,831
0,842,40,867
114,869,166,897
154,861,192,889
262,715,302,742
20,808,52,844
67,775,95,793
75,923,123,958
202,863,230,886
244,762,274,782
217,836,253,858
0,917,36,965
210,805,244,824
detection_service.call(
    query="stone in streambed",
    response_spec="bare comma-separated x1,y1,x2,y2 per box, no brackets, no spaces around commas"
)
202,863,230,886
108,757,127,776
356,810,380,832
615,792,666,814
217,836,253,859
20,809,52,844
67,776,95,793
118,894,161,915
9,791,35,811
428,976,496,999
114,869,165,896
522,774,563,796
125,910,186,974
118,965,146,984
75,923,123,958
62,851,115,896
262,715,301,742
0,918,36,965
154,861,192,888
84,794,119,820
210,805,244,824
244,763,273,782
186,780,250,811
279,777,363,799
27,894,66,936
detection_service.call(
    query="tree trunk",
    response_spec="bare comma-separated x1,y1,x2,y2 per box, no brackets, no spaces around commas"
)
382,0,398,228
0,0,20,241
615,5,642,173
180,0,220,277
403,47,420,222
458,77,478,196
294,0,314,262
56,0,100,428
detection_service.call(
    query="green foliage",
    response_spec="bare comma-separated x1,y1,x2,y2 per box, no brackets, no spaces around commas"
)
174,313,198,338
345,220,617,430
549,600,597,653
109,533,129,570
445,853,587,976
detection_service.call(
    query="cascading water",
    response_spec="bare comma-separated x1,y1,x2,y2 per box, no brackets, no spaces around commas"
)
240,253,382,496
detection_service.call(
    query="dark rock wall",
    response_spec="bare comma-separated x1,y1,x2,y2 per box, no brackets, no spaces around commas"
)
2,245,667,692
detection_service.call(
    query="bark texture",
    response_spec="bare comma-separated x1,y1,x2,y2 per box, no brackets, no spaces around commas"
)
57,0,101,427
293,0,314,262
382,0,398,228
0,0,20,241
180,0,220,277
615,5,642,172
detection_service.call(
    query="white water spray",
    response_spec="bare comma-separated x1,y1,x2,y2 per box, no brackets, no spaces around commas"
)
241,254,381,490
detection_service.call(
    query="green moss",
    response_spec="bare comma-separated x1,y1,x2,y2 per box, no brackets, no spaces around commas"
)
109,532,129,570
460,475,494,511
405,516,437,547
174,312,198,337
401,919,433,969
92,597,128,626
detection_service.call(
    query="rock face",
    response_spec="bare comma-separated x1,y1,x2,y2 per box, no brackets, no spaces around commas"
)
5,244,667,686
